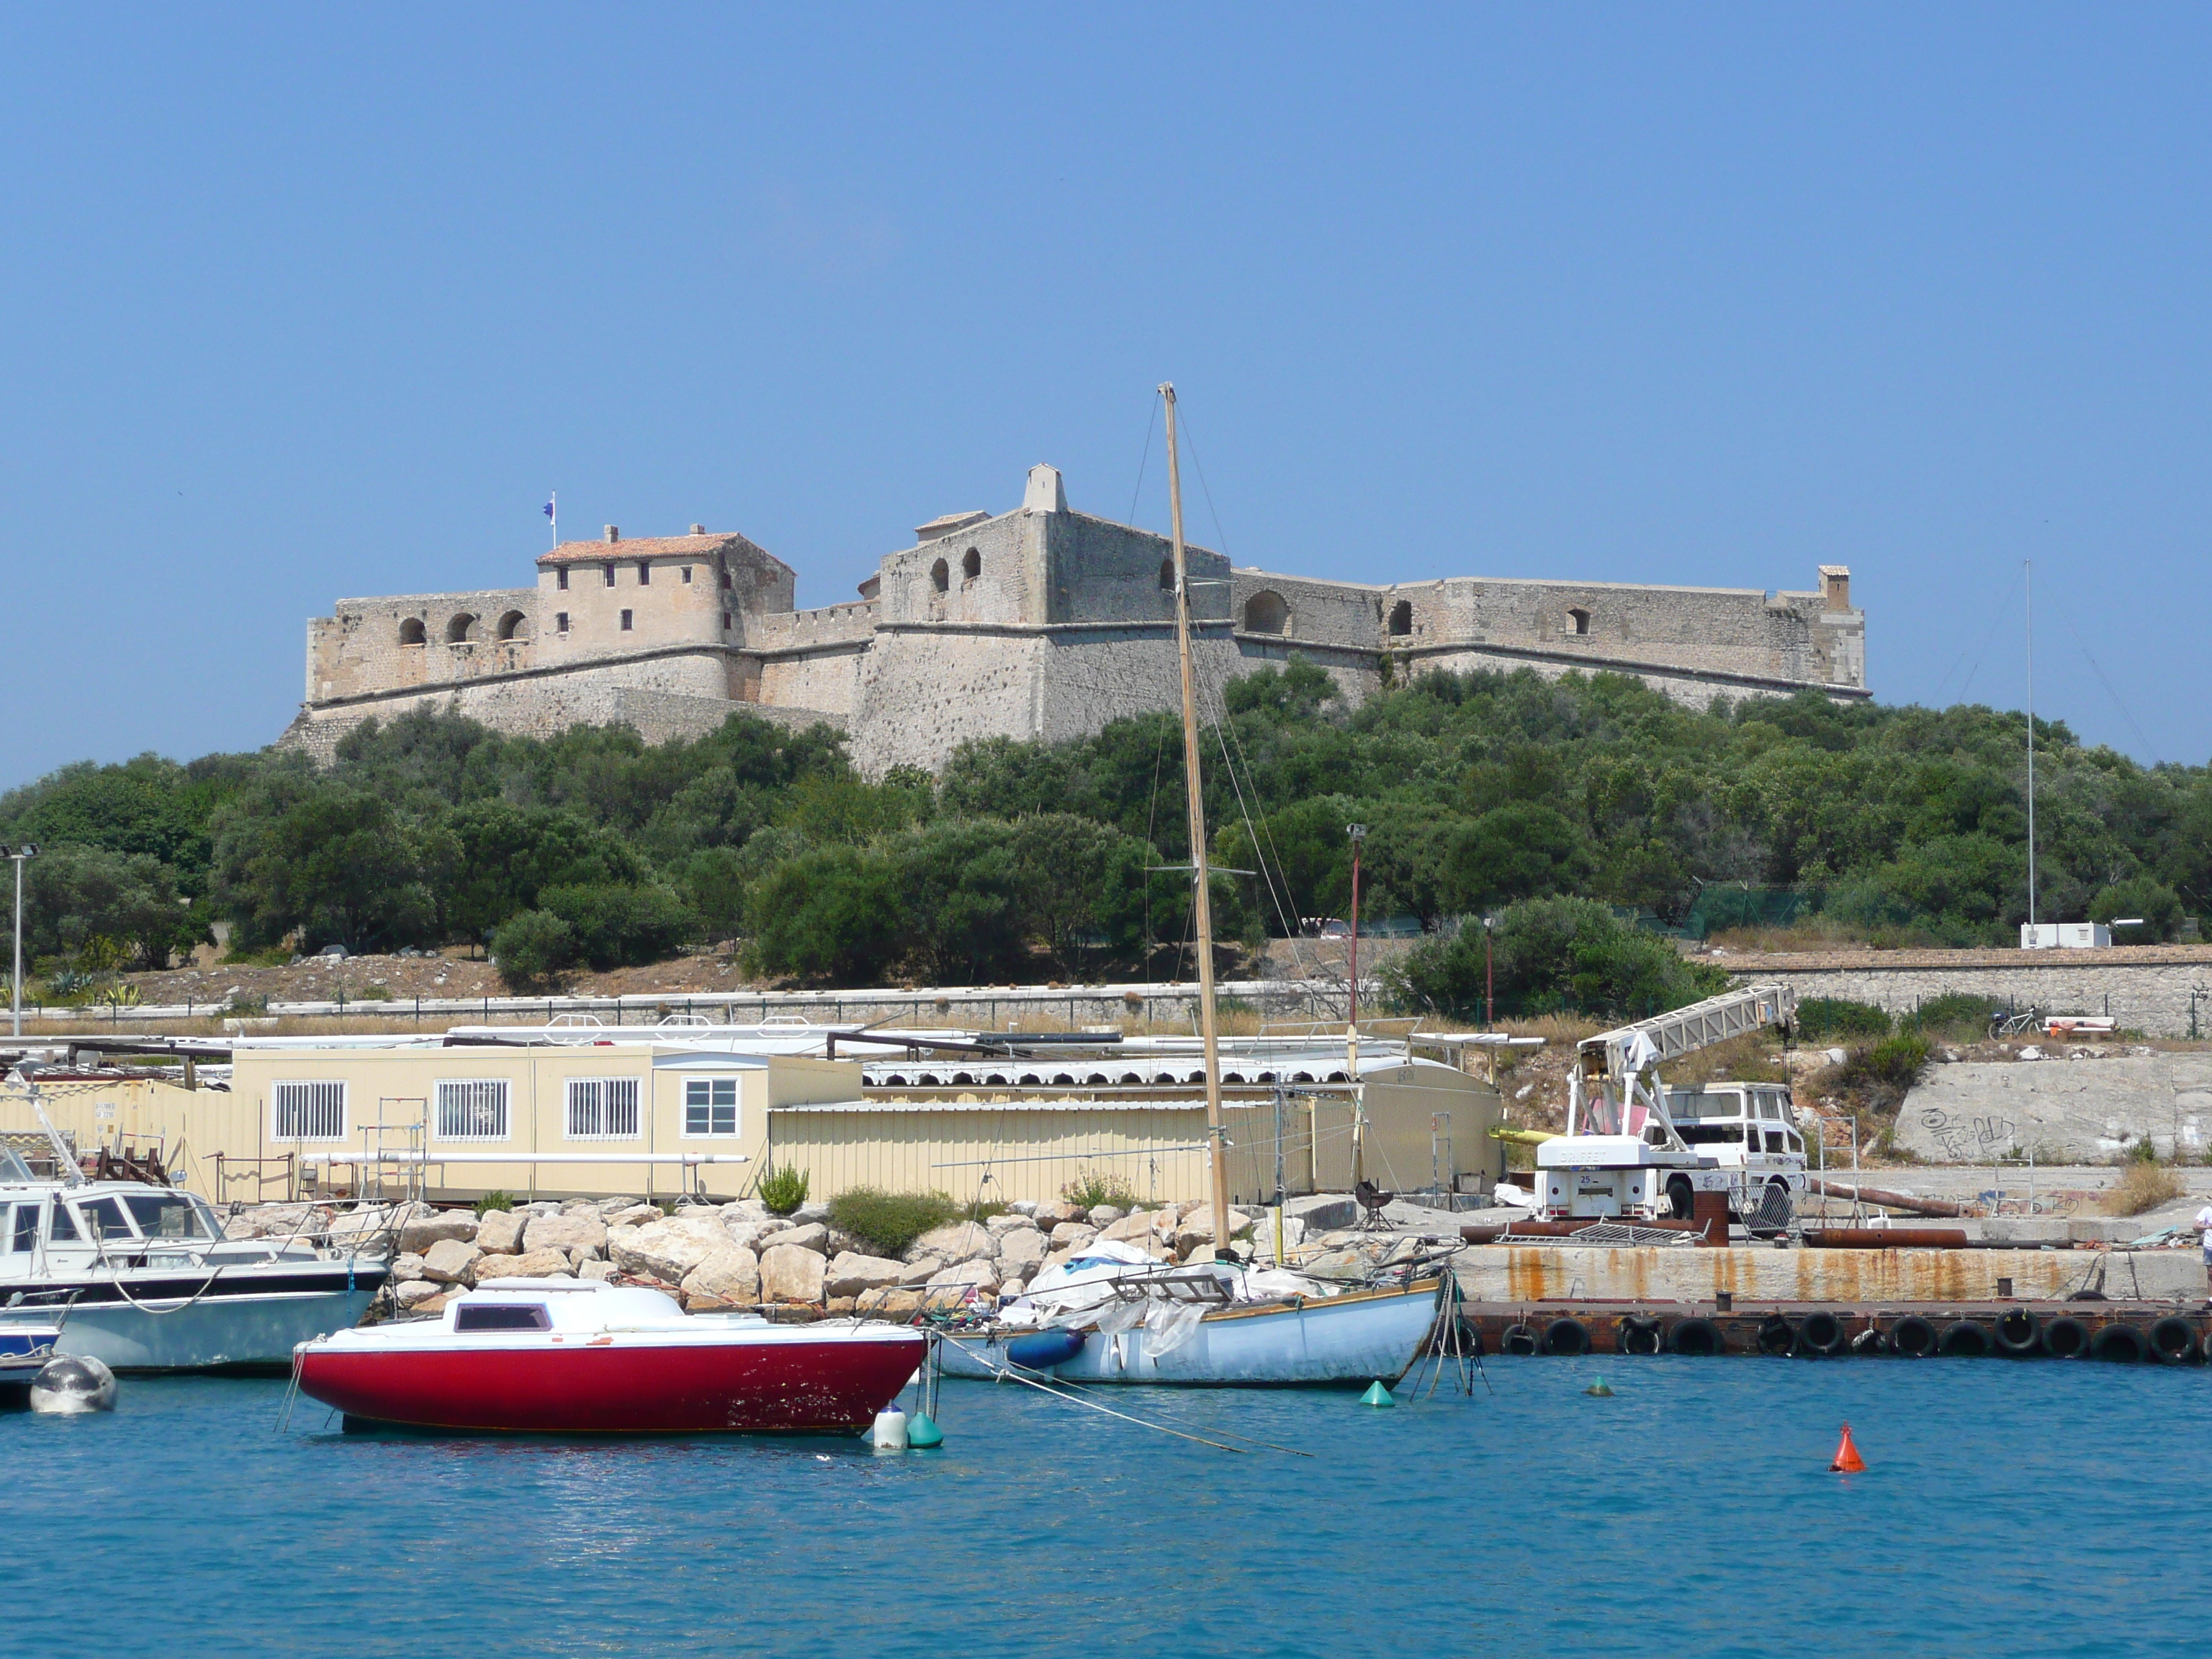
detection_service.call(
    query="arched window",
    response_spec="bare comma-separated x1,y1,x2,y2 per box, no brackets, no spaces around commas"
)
961,547,981,580
1567,606,1591,636
1159,559,1175,590
930,557,950,593
398,617,426,646
496,610,529,641
1387,599,1413,637
446,613,477,644
1242,590,1288,634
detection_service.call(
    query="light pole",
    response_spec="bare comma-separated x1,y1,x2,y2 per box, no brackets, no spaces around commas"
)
1345,824,1368,1026
4,843,37,1038
1483,914,1496,1028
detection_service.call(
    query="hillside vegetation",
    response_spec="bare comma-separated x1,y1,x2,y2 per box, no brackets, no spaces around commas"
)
3,662,2206,1014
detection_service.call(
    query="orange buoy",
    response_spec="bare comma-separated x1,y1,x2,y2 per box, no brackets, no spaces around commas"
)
1829,1423,1866,1473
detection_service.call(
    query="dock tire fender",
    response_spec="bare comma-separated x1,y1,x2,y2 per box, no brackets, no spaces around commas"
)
1889,1315,1938,1358
1755,1313,1796,1356
1668,1316,1724,1357
1796,1310,1845,1356
1542,1317,1591,1357
2041,1316,2090,1359
2090,1322,2149,1364
2147,1316,2200,1364
1501,1323,1538,1357
1615,1315,1663,1356
1849,1325,1887,1357
1994,1307,2041,1354
1938,1319,1992,1359
1664,1175,1694,1221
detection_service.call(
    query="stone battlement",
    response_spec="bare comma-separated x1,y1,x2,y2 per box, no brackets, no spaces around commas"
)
283,462,1867,772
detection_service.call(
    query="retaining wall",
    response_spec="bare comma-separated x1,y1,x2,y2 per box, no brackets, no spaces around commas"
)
1728,946,2212,1039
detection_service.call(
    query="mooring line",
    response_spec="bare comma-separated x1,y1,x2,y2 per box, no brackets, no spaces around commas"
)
1025,1370,1316,1457
981,1360,1264,1454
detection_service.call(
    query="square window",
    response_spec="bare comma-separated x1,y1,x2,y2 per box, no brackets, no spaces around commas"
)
620,609,633,630
638,561,651,585
436,1078,510,1141
273,1079,345,1141
557,567,569,591
567,1076,641,1139
683,1077,739,1138
555,612,569,633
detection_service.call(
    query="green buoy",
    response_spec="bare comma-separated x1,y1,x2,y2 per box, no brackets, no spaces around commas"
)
1359,1381,1395,1408
907,1412,945,1447
1586,1379,1614,1397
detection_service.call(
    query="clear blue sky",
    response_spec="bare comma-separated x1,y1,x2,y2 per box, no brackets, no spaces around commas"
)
4,5,2207,786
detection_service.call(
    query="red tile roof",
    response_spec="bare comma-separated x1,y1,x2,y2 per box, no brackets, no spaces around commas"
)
536,531,786,570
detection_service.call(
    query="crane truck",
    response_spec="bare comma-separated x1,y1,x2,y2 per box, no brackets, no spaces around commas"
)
1534,984,1807,1233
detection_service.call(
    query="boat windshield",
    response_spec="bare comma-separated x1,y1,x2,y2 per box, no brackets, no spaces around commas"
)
124,1192,212,1241
75,1195,136,1241
0,1147,35,1184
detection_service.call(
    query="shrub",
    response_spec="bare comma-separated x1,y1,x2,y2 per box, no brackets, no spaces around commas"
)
757,1164,811,1217
477,1190,515,1214
1901,992,2002,1038
1063,1169,1137,1210
2101,1161,2182,1216
490,909,578,991
538,882,697,971
827,1187,959,1256
1384,895,1727,1021
1795,997,1891,1043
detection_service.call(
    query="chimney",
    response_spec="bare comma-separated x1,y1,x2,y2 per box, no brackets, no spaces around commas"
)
1022,464,1067,514
691,523,706,536
605,526,621,544
1819,565,1851,611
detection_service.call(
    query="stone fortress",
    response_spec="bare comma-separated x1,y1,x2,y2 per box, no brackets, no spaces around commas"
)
284,464,1867,775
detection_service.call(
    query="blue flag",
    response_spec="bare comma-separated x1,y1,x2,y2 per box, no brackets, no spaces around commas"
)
543,500,555,519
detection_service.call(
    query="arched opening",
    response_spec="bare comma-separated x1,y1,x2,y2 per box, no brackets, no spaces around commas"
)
398,617,426,646
961,547,981,581
1159,558,1175,590
1242,590,1288,634
930,557,950,593
1388,599,1413,637
495,610,530,641
445,613,478,644
1567,607,1591,636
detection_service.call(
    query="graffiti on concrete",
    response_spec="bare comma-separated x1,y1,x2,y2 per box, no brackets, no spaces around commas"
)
1917,1106,2017,1162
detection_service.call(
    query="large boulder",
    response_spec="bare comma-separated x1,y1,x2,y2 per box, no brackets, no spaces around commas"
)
387,1252,430,1284
578,1258,621,1283
789,1200,833,1226
397,1210,480,1255
857,1287,924,1319
419,1238,482,1285
984,1211,1031,1237
606,1203,663,1228
899,1254,946,1286
608,1215,731,1285
1049,1221,1098,1250
927,1259,999,1292
1173,1205,1254,1254
759,1243,827,1304
680,1246,761,1306
994,1227,1049,1276
395,1279,444,1311
1087,1205,1127,1226
472,1249,574,1281
475,1208,528,1255
1100,1210,1166,1244
1247,1212,1308,1259
524,1213,608,1259
757,1222,830,1256
1031,1199,1087,1228
1282,1194,1359,1233
825,1251,910,1298
909,1221,995,1264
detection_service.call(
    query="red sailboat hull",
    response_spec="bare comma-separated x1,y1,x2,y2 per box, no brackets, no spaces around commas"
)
298,1333,925,1434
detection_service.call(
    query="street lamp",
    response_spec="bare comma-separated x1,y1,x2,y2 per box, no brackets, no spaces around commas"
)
3,843,38,1038
1482,914,1496,1029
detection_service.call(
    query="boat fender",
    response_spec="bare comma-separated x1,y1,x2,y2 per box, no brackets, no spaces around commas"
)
1359,1381,1395,1408
2041,1316,2090,1359
1756,1314,1796,1357
2147,1316,2200,1365
30,1354,116,1415
1614,1315,1663,1356
1937,1320,1991,1359
1668,1317,1724,1358
1542,1318,1590,1357
1795,1310,1845,1357
2090,1322,2148,1364
1887,1315,1938,1358
906,1412,945,1448
1994,1307,2041,1355
871,1406,910,1450
1501,1323,1538,1357
1004,1328,1087,1372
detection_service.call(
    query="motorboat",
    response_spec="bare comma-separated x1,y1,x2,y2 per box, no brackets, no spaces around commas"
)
936,1240,1444,1388
293,1279,926,1434
0,1109,386,1373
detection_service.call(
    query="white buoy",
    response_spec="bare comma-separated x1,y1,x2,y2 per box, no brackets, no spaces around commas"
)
871,1404,909,1450
30,1354,116,1415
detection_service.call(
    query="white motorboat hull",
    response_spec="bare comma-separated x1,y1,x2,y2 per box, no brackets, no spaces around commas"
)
940,1280,1442,1388
0,1286,379,1373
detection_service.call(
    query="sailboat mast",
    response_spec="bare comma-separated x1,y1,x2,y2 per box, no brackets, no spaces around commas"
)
1161,383,1235,1250
2025,558,2037,929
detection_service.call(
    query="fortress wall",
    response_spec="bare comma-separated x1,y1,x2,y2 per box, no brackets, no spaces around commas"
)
1044,513,1231,624
1396,643,1865,709
877,513,1042,627
1229,570,1383,644
745,600,879,651
751,639,871,719
310,587,538,701
849,629,1046,776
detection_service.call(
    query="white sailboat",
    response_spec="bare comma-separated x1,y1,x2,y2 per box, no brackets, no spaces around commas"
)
938,385,1443,1388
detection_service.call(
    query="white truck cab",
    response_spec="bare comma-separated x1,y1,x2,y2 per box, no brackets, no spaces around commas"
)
1657,1082,1809,1225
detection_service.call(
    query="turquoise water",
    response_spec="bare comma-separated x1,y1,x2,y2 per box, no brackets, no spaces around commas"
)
14,1357,2208,1657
